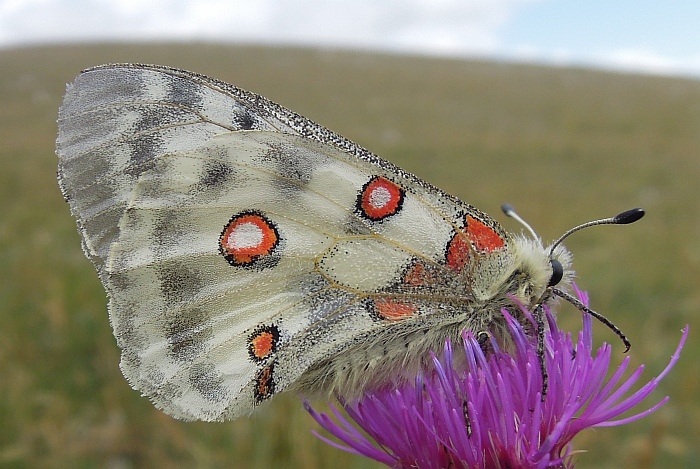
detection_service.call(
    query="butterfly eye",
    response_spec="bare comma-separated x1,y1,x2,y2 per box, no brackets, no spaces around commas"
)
548,259,564,287
476,331,491,353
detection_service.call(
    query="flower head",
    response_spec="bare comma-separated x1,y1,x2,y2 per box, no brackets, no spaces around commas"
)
305,287,687,469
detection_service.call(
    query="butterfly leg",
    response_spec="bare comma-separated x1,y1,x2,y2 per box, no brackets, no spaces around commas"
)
534,305,548,400
553,288,631,352
462,400,472,438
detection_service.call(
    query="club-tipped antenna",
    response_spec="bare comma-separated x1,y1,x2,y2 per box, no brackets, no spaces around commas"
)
549,208,645,257
501,203,538,240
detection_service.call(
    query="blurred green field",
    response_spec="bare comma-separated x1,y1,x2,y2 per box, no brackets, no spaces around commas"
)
0,43,698,469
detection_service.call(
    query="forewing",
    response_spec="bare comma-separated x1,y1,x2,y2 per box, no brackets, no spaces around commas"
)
56,64,511,421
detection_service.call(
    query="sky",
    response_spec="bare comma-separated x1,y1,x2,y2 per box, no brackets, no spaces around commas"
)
1,0,699,78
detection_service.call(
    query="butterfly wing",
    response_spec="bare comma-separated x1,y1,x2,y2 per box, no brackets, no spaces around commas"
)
57,64,513,421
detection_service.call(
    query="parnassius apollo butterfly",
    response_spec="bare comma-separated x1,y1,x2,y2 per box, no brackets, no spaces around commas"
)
57,64,643,422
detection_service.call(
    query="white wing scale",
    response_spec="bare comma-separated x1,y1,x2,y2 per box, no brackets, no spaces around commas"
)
57,64,516,421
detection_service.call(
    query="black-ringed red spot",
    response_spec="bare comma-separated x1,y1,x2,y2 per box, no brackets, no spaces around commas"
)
445,232,471,272
248,325,280,363
372,298,418,322
357,176,405,221
219,211,279,267
254,363,276,403
402,261,439,286
403,262,429,286
465,215,505,252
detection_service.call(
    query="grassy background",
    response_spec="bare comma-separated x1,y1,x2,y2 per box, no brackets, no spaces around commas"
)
0,43,697,468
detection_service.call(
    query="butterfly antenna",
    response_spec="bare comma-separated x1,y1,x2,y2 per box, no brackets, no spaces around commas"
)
549,208,645,257
501,203,538,239
548,208,643,350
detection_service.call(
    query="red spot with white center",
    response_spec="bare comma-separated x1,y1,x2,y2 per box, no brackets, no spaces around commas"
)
358,176,404,221
465,215,505,252
220,211,279,266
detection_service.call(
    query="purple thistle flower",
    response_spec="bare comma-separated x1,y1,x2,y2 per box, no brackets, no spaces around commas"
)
305,287,688,469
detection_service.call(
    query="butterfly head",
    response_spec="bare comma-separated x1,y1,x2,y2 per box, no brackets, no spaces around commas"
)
504,235,573,309
500,205,645,310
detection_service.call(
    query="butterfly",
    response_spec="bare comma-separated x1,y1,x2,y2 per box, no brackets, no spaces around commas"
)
56,64,642,422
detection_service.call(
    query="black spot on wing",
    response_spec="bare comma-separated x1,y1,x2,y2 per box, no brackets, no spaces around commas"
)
128,134,162,166
166,74,205,110
189,362,229,402
235,110,256,130
156,261,204,305
152,211,192,258
190,145,244,201
166,307,212,363
131,106,178,133
198,160,235,190
108,271,132,292
261,143,316,185
125,133,163,176
124,74,194,174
